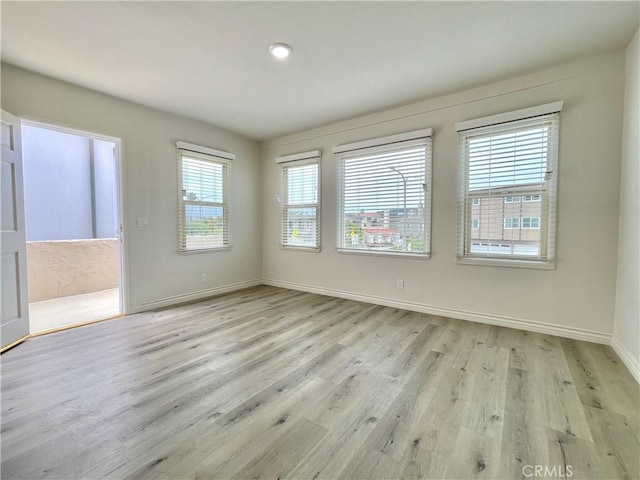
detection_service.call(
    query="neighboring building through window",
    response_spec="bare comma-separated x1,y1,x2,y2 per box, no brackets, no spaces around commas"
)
456,102,562,265
177,142,233,252
276,150,321,250
334,129,432,257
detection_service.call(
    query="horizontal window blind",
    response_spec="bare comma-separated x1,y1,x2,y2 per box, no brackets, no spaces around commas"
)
178,148,230,252
275,150,321,164
281,157,320,250
457,111,560,263
337,135,432,256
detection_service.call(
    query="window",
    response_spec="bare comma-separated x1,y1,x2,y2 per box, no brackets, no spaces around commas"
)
472,198,480,205
504,217,520,229
334,129,432,257
276,150,321,250
177,142,233,252
472,219,479,228
456,102,562,266
522,217,540,229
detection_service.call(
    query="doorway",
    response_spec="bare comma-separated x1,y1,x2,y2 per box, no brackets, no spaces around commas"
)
21,122,124,333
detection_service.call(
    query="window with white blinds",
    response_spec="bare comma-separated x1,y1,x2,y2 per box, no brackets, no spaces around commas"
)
277,151,320,250
334,129,432,257
177,142,233,252
455,102,562,265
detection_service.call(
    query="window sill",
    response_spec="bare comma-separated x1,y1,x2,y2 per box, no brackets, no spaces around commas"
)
280,245,321,253
337,249,430,260
179,246,232,255
456,256,555,270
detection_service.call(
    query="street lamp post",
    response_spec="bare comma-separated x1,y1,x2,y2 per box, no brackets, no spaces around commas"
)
389,166,407,247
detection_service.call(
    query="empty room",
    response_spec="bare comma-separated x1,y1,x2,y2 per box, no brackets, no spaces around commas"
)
1,2,638,480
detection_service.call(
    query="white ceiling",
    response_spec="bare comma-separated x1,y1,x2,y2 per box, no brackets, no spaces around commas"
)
2,1,638,141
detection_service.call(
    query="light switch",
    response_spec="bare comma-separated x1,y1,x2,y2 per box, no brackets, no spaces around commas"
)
137,216,149,228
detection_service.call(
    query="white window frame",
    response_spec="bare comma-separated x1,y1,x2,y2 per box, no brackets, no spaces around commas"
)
523,195,541,202
276,150,321,252
504,196,521,203
455,102,562,269
333,129,432,259
472,219,480,229
177,141,234,253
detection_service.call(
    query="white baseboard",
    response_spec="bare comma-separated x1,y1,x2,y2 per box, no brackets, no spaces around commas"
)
611,336,640,383
132,279,262,312
128,278,638,383
262,279,612,345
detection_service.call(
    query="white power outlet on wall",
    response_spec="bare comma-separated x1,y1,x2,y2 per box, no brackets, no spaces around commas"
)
396,279,404,290
201,274,208,283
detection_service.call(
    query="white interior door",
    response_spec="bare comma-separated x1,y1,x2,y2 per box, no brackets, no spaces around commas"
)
1,110,29,349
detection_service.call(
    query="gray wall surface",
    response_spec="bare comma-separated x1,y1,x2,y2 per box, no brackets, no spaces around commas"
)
22,125,117,241
614,28,640,373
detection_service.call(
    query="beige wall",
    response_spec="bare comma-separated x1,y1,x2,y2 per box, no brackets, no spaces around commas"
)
2,64,263,312
27,239,118,302
2,49,633,358
262,52,625,338
614,29,640,377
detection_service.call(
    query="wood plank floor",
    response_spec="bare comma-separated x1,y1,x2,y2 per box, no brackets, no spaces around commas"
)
1,286,638,480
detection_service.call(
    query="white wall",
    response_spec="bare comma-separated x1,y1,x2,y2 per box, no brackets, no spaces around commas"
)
262,52,626,341
614,30,640,381
2,64,262,313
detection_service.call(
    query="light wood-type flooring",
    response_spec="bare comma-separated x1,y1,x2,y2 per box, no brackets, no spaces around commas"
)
1,286,638,479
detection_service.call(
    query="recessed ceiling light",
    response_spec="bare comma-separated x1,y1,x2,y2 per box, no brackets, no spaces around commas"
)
268,42,292,60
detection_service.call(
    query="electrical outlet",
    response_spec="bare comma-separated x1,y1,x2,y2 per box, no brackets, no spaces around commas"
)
396,279,404,290
201,274,208,283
